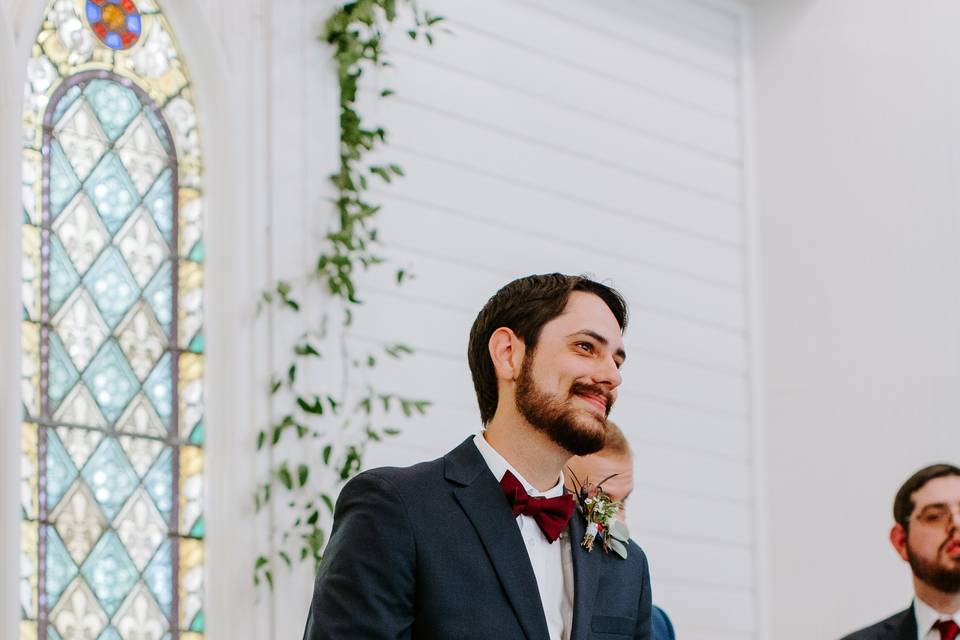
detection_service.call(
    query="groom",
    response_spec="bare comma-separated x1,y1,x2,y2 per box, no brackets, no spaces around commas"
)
302,274,652,639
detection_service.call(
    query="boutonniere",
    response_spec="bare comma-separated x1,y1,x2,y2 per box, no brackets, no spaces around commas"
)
566,468,630,559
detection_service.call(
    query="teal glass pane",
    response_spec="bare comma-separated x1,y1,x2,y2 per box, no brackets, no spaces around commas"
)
144,539,172,619
82,341,138,423
144,449,173,524
190,610,205,632
82,247,140,329
188,422,204,445
144,168,173,244
48,625,64,640
188,239,204,261
52,84,82,125
44,525,78,607
83,152,139,235
44,430,78,512
84,80,140,142
49,140,80,220
143,260,173,335
145,108,172,155
49,236,80,316
143,353,172,427
48,333,79,413
98,627,122,640
80,530,138,616
80,439,138,520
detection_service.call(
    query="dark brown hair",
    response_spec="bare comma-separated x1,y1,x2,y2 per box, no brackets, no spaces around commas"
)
893,463,960,530
467,274,627,424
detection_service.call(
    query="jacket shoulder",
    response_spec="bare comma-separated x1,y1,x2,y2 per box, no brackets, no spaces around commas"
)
838,607,915,640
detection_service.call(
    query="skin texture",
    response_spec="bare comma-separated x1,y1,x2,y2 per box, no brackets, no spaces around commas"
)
565,452,634,522
889,475,960,614
483,291,626,491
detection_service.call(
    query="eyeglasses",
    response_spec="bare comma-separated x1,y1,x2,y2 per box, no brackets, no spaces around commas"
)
912,503,960,528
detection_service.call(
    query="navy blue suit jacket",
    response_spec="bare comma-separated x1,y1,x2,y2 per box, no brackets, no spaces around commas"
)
652,606,674,640
303,437,653,639
839,606,916,640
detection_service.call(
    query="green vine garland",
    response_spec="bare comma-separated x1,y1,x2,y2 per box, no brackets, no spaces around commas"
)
253,0,444,589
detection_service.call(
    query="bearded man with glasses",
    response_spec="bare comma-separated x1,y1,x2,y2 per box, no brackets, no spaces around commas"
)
841,463,960,640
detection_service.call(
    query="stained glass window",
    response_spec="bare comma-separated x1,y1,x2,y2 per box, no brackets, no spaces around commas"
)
20,1,204,639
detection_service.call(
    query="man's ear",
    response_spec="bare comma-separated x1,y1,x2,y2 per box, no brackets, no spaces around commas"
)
890,522,909,562
488,327,524,381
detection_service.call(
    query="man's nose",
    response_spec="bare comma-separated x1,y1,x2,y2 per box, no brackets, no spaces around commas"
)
595,355,622,389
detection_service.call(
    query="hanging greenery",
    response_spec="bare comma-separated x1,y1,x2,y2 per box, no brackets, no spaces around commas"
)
253,0,444,589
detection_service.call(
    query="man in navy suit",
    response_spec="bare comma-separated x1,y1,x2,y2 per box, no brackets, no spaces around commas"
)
839,463,960,640
566,422,675,640
303,274,652,639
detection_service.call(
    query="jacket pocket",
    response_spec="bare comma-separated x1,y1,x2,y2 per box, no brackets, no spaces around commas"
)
590,615,635,635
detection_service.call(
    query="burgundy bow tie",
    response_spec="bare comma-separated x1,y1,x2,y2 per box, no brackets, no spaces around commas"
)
935,620,960,640
499,470,576,543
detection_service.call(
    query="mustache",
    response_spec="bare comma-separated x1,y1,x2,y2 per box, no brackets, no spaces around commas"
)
569,381,615,412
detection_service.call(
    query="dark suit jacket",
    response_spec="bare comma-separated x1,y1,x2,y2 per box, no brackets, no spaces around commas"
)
839,606,916,640
651,606,674,640
303,436,652,639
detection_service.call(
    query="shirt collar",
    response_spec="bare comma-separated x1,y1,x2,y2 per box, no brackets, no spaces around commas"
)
914,596,960,636
472,432,565,498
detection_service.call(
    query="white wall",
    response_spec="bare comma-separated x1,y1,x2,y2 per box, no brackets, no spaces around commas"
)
753,1,960,638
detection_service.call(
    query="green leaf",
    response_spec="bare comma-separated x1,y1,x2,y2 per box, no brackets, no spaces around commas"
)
298,396,325,415
278,465,293,491
380,88,395,98
256,431,266,450
298,464,310,487
321,493,335,514
279,551,292,567
322,444,333,465
295,343,322,358
255,555,269,570
383,427,401,436
609,519,630,542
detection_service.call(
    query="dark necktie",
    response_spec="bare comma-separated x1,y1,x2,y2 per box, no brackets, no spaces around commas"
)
935,620,960,640
499,470,575,543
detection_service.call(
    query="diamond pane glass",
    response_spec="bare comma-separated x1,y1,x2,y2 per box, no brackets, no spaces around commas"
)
22,1,204,637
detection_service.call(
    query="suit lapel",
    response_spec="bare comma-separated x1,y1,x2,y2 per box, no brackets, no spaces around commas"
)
568,512,601,640
892,605,917,640
445,439,550,640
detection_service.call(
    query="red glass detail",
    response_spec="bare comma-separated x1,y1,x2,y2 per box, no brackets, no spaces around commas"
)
120,0,136,13
121,31,137,47
92,22,108,39
91,0,108,5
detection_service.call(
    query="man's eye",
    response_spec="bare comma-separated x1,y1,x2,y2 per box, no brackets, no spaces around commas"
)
576,342,593,352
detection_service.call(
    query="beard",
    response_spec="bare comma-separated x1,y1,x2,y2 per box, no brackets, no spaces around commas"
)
514,352,612,456
907,538,960,593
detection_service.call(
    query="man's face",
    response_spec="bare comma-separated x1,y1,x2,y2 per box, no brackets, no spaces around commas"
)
514,291,625,456
565,452,634,521
894,476,960,593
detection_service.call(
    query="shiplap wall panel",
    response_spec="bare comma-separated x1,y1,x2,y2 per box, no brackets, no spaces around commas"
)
355,0,756,636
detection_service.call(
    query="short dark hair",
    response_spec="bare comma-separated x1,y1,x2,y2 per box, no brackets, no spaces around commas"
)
893,463,960,530
467,273,628,424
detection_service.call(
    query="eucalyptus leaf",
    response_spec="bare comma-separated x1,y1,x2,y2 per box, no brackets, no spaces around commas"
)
608,538,628,559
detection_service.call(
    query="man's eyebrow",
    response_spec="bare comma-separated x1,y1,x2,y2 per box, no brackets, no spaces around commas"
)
567,330,627,361
918,501,957,511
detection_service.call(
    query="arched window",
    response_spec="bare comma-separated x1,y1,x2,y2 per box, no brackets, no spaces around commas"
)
20,1,204,638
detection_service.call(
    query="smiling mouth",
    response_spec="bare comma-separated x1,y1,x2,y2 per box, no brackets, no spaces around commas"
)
575,392,608,414
946,539,960,556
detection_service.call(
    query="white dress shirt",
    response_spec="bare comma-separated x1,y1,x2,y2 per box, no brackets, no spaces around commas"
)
914,597,960,640
473,432,573,640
